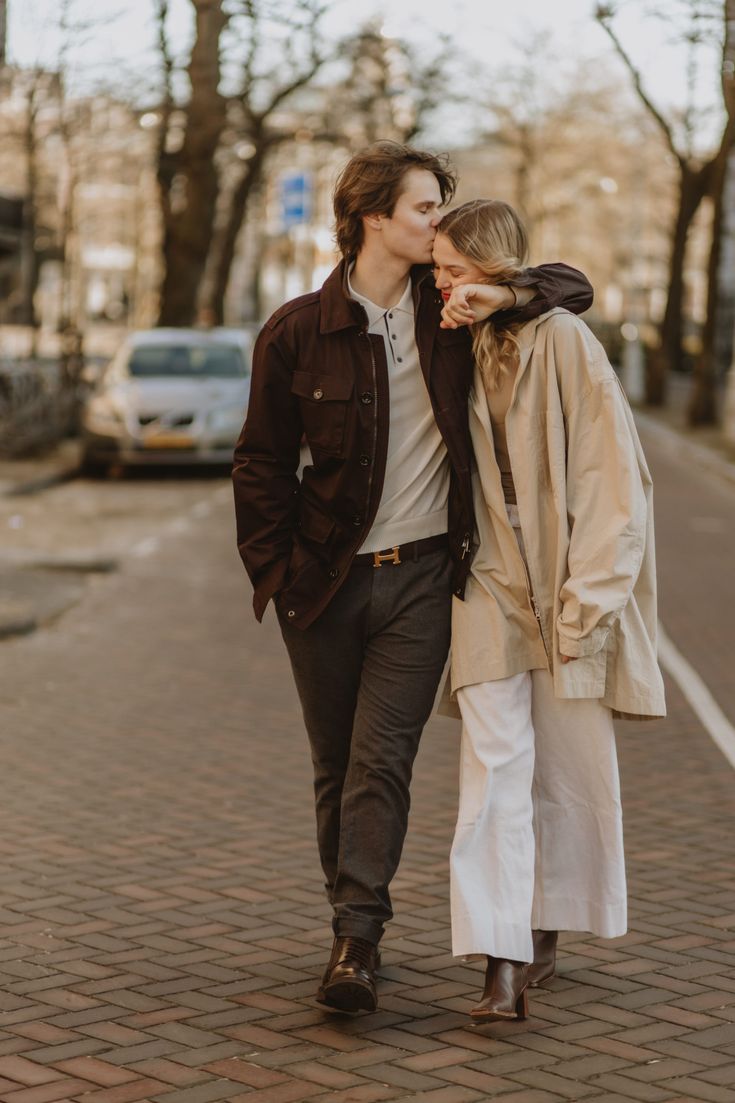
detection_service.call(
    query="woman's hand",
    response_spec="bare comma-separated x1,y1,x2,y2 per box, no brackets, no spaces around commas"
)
440,283,516,329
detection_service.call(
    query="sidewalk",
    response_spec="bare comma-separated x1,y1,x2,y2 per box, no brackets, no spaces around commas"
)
0,439,94,639
0,433,733,1103
0,438,81,497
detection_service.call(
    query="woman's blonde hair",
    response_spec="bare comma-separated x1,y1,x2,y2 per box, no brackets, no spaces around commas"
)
437,199,529,389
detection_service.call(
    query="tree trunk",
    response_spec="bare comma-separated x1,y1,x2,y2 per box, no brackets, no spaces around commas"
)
204,144,266,325
688,0,735,425
646,162,709,404
157,0,228,327
688,140,732,423
17,78,40,334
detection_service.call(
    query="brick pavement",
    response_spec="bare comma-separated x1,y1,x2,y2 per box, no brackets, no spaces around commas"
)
0,429,734,1102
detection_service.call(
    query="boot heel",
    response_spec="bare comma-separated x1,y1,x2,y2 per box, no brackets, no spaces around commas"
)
515,988,529,1020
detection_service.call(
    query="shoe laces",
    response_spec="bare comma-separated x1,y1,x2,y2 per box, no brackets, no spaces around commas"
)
339,936,374,969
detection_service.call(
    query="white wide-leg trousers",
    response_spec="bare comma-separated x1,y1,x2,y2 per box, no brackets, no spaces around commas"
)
450,668,627,962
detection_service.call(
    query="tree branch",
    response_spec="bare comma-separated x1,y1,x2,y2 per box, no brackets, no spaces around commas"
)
595,6,685,164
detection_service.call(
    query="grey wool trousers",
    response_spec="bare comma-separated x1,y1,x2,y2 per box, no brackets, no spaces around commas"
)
277,547,453,945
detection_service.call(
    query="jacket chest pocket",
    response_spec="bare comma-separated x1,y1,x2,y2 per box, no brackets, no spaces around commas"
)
291,371,354,456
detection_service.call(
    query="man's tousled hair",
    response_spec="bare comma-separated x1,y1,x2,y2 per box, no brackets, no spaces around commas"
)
333,141,457,261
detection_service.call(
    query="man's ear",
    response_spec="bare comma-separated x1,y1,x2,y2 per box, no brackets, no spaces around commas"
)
363,212,383,232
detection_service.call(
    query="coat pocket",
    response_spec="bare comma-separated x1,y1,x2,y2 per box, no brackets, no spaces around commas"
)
291,371,354,456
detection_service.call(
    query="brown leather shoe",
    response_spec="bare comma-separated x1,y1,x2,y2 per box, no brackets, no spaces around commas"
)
470,956,529,1022
316,936,379,1013
527,929,558,987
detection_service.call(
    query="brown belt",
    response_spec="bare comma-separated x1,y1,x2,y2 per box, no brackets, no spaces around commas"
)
352,533,448,568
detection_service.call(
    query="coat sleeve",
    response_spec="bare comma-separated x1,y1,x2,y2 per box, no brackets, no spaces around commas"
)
232,323,302,622
554,322,648,658
496,262,594,325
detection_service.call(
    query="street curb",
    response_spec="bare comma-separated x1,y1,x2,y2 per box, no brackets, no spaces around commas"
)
4,463,81,498
634,409,735,492
0,609,37,639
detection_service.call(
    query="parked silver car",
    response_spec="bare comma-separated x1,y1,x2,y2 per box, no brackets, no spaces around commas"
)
81,327,253,473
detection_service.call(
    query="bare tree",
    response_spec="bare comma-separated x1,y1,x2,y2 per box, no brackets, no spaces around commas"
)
326,23,447,147
0,0,7,67
15,68,45,337
689,0,735,423
156,0,229,327
201,0,329,325
596,1,732,417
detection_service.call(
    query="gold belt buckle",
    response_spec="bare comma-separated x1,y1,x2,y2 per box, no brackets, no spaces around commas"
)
373,546,401,567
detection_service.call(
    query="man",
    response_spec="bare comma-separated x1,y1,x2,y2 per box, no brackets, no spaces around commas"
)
232,141,592,1014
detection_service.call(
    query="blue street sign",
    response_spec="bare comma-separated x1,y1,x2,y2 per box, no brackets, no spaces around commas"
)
281,172,312,228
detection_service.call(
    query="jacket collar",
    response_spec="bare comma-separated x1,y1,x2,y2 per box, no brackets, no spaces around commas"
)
319,259,435,335
516,307,567,350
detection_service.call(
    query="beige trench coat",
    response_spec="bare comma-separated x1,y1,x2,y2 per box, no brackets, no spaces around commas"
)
446,307,666,720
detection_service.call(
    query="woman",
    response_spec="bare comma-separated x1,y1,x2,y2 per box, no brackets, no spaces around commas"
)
432,200,666,1024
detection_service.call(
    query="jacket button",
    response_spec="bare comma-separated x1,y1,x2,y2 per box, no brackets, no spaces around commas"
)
312,388,323,400
287,610,296,618
359,454,370,466
352,516,362,526
360,392,373,405
328,567,340,579
454,588,462,597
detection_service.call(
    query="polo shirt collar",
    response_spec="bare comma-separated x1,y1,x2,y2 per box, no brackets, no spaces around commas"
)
347,265,414,327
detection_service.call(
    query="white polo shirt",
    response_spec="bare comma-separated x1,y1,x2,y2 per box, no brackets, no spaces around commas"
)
348,271,450,554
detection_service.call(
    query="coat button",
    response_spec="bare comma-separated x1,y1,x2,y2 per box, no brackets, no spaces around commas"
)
287,609,296,618
360,392,373,404
352,516,362,526
328,567,340,579
313,388,323,400
359,454,370,466
454,588,462,597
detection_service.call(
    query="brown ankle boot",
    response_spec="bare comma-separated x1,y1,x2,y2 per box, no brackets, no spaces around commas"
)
316,936,379,1013
470,956,529,1022
527,929,558,987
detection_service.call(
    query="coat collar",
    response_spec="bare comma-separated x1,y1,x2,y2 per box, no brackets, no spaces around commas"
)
318,259,435,335
516,307,568,351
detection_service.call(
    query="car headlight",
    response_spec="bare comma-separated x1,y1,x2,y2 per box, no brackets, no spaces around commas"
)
85,399,127,433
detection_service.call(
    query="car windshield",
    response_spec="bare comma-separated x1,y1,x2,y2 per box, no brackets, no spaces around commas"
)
128,344,246,378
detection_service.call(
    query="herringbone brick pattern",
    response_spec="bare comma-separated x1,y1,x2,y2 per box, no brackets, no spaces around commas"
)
0,428,733,1101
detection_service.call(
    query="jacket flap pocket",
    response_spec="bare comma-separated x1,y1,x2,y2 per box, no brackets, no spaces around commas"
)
291,372,354,401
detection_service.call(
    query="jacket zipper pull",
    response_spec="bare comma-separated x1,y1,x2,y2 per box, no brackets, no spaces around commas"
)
461,533,470,559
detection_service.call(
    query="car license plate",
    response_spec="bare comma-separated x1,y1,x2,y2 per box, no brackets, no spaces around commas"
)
143,431,195,449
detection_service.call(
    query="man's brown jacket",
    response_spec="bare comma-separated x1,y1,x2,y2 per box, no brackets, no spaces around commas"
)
232,260,592,629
